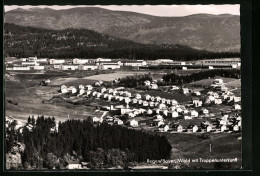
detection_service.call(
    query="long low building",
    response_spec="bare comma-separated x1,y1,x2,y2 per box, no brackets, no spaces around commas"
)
79,64,98,70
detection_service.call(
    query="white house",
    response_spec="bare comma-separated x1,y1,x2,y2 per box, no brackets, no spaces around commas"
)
123,60,147,67
79,64,97,70
150,83,158,90
190,110,199,117
214,98,222,105
60,65,79,70
155,96,162,102
220,125,227,132
33,65,45,70
68,86,77,94
182,88,189,94
100,63,120,70
100,87,106,93
172,124,183,132
142,101,149,107
168,111,179,118
234,104,241,110
188,125,198,133
158,103,166,109
158,124,169,132
171,86,179,90
200,108,209,114
96,58,112,62
135,93,142,99
73,58,88,64
155,114,163,120
85,85,93,91
130,119,138,127
49,59,65,65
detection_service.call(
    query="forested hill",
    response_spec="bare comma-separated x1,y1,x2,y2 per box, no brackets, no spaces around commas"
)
5,7,240,52
4,23,239,60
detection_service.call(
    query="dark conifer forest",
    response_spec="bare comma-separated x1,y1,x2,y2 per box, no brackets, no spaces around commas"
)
4,23,239,60
162,69,240,85
7,116,172,169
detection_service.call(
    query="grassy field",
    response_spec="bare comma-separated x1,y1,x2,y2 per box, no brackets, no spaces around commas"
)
163,132,242,169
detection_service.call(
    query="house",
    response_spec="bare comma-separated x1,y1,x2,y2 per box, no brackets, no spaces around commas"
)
193,91,201,96
214,98,222,105
171,100,178,105
60,85,68,94
182,88,189,94
150,96,155,101
100,87,106,93
33,65,45,70
78,64,97,70
138,99,143,105
201,125,212,132
100,63,120,70
200,108,209,114
144,80,151,86
155,114,163,120
168,111,179,118
122,60,147,67
158,103,166,109
160,109,168,116
132,98,138,104
150,83,158,90
190,110,199,117
96,92,102,98
85,84,93,90
234,104,241,110
172,124,183,132
149,101,155,107
147,109,153,115
114,119,124,125
184,115,192,120
187,125,198,133
22,61,39,66
218,119,228,126
209,66,214,69
68,86,77,94
128,113,136,118
182,67,187,70
169,106,176,111
229,124,240,132
220,125,227,132
92,91,98,96
66,160,82,169
192,98,203,107
60,65,79,70
130,119,138,127
86,91,92,96
155,96,162,102
79,89,85,95
154,108,161,114
135,93,142,99
176,107,183,113
142,101,149,107
158,124,170,132
160,98,166,104
171,86,179,90
107,95,113,101
73,58,88,64
49,59,65,65
91,117,100,123
96,58,112,62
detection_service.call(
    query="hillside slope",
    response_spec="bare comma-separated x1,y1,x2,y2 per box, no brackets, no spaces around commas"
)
4,23,239,60
4,7,240,52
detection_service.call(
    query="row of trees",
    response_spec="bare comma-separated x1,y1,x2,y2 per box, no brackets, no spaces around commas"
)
4,23,240,60
13,116,171,169
117,73,153,88
162,69,241,84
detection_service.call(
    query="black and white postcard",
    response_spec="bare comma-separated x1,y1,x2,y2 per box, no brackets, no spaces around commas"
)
3,4,247,171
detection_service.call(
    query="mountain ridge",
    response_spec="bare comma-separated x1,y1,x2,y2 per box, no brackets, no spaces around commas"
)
4,7,240,52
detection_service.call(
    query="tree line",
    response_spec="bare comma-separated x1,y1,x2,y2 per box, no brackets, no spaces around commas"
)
162,69,240,85
4,23,240,60
7,116,172,169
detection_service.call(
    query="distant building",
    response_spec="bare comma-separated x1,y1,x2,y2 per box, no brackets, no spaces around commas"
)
49,59,65,65
60,65,79,70
122,60,147,67
96,58,112,62
73,58,89,64
78,64,97,70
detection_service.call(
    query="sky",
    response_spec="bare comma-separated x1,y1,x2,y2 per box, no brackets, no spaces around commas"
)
4,5,240,17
